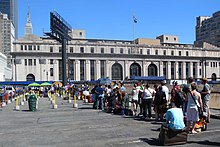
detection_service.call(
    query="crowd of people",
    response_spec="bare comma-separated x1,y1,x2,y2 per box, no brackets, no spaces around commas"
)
87,77,211,134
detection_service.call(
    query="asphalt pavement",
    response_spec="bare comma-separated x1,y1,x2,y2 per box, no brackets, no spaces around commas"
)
0,97,220,147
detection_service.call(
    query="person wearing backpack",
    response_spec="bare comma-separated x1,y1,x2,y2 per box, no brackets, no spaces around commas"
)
171,81,184,108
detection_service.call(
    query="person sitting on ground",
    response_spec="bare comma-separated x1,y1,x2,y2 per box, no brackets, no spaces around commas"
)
165,102,185,131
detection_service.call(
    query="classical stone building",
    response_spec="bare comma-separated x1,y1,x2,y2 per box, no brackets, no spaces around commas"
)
11,11,220,82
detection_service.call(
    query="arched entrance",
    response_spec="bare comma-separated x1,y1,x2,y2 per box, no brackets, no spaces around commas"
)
148,64,158,76
130,63,141,77
26,74,35,81
211,73,217,81
112,63,123,80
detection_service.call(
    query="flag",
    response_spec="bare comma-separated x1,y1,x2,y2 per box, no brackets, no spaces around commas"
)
133,16,137,23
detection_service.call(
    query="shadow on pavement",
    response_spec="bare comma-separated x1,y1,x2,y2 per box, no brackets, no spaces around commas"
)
139,138,160,146
78,107,95,110
188,140,220,146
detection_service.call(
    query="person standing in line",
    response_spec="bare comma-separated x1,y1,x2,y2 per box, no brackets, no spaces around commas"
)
132,83,139,116
136,82,144,116
182,77,194,116
153,86,167,121
186,82,203,134
95,85,104,110
161,81,169,104
200,78,211,123
142,84,156,119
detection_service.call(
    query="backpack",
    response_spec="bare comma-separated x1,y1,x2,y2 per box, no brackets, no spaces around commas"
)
174,91,184,108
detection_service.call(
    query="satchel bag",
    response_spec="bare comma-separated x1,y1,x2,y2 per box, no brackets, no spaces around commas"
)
189,92,203,118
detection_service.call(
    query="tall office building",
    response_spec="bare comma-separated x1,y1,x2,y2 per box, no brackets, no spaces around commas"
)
0,13,15,56
0,0,18,38
195,11,220,47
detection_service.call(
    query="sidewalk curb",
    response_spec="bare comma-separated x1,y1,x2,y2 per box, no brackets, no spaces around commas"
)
211,114,220,119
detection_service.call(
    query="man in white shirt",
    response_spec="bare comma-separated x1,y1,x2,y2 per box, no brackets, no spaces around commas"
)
161,80,169,102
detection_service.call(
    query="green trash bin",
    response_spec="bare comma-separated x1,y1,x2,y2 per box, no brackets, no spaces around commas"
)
28,94,37,111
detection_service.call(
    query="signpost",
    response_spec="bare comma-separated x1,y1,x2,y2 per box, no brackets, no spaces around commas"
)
45,11,72,86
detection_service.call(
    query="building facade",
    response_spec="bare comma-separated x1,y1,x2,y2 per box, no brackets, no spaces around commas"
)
0,52,12,81
12,32,220,82
11,10,220,82
0,0,18,38
0,13,15,68
195,11,220,47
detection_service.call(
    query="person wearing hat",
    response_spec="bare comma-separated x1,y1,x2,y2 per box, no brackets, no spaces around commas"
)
165,102,185,131
200,77,211,123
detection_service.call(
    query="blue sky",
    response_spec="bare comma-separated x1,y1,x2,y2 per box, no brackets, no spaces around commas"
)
18,0,220,44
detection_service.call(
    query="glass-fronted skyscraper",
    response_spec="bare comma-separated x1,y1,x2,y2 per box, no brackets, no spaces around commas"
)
0,0,18,38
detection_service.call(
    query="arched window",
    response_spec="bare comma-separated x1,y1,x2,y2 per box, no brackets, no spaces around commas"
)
130,63,141,77
112,63,123,80
26,74,35,81
211,73,217,81
148,64,158,76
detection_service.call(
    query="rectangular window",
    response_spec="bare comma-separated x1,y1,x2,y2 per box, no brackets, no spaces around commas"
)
155,50,158,55
128,48,131,54
140,49,143,54
28,45,32,50
171,50,174,56
186,51,189,56
50,59,53,64
25,59,27,66
91,47,94,53
34,59,36,66
25,45,27,50
90,60,95,80
120,48,123,54
50,47,53,52
199,69,202,76
80,47,84,53
80,60,85,80
50,68,54,76
28,59,32,66
59,47,62,52
37,45,40,50
34,45,36,50
111,48,114,53
163,50,166,55
147,49,150,55
70,47,73,53
21,45,23,50
101,48,104,53
179,51,181,56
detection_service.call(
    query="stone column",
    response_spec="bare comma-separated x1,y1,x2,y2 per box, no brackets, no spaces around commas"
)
143,61,147,76
85,60,91,80
124,60,129,78
195,62,200,79
174,61,179,79
167,61,171,80
182,62,186,79
96,60,101,79
189,62,193,77
53,60,59,81
106,60,111,79
159,61,163,77
75,60,80,81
